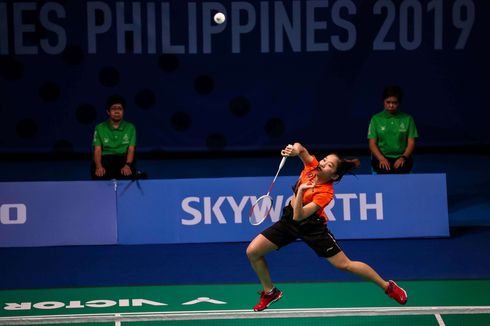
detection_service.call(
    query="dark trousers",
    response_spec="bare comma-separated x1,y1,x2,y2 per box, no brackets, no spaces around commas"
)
371,156,413,174
91,154,135,180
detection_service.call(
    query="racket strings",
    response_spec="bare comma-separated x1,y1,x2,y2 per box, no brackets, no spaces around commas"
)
249,156,288,225
250,195,273,225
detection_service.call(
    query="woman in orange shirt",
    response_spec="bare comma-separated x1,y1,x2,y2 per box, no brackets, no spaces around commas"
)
246,143,407,311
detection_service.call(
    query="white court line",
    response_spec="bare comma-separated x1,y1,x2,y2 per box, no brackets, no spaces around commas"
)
0,306,489,325
435,313,446,326
114,313,121,326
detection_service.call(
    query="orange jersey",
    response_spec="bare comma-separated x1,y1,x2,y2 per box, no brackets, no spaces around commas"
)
296,156,334,221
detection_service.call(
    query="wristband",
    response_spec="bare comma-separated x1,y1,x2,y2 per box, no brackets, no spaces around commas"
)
400,155,408,160
125,162,132,166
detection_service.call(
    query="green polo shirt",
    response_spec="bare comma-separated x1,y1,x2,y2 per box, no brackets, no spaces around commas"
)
367,110,418,158
92,120,136,155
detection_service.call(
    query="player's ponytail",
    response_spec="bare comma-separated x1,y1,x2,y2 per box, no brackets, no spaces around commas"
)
334,155,360,182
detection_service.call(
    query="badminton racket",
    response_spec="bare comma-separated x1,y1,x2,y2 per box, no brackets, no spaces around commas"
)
249,156,288,225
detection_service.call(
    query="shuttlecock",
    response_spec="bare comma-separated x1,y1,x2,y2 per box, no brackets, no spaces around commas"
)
214,12,226,24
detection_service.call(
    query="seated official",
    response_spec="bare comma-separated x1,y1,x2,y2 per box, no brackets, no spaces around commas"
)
367,85,418,174
91,97,137,180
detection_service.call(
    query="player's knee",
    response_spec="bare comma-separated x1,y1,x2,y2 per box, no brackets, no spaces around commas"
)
246,246,255,260
246,245,259,261
333,260,351,271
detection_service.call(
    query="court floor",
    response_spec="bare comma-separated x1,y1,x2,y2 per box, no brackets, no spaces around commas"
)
1,280,489,325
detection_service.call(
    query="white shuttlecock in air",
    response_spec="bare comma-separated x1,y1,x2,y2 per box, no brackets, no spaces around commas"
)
214,12,226,24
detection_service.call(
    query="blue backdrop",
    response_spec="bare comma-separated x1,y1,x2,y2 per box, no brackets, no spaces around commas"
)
0,181,117,247
0,174,448,247
117,174,449,244
1,0,489,154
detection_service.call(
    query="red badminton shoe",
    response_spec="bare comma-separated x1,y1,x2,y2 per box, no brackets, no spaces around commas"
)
253,287,283,311
385,280,407,305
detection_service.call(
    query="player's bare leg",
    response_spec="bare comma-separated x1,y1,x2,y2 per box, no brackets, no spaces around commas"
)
247,235,284,311
327,251,388,289
327,251,407,304
246,234,277,291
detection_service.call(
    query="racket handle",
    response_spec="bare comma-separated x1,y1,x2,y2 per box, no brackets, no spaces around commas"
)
278,156,287,170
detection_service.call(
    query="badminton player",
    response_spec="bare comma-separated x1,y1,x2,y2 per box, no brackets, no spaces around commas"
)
246,143,407,311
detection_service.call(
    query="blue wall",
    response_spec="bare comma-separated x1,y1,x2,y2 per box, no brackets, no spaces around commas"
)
0,174,450,247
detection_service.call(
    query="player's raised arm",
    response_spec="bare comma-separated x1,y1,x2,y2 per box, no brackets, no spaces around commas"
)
281,142,314,165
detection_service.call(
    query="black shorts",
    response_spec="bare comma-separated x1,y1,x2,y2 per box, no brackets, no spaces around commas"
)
261,205,342,258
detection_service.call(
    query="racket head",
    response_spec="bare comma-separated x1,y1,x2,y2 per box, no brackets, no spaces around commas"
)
249,194,274,226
